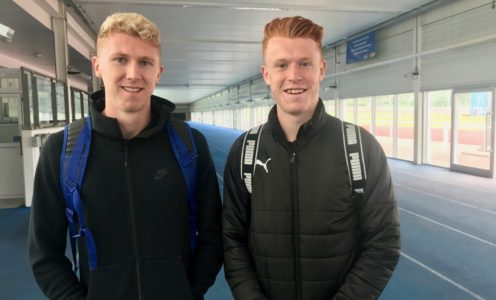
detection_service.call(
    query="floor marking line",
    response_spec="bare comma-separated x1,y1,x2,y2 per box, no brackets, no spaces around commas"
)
400,208,496,248
392,169,496,195
401,252,486,300
395,183,496,216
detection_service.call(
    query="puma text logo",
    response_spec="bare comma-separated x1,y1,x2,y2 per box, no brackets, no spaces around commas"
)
255,158,271,173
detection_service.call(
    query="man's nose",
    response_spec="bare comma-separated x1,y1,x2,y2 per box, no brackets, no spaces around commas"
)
126,62,141,80
288,64,302,81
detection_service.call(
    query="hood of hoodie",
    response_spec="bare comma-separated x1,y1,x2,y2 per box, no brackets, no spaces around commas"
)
89,89,176,140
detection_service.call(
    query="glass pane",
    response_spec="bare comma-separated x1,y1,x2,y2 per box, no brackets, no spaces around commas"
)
425,90,451,167
397,93,415,161
214,109,232,128
232,109,239,129
83,93,90,117
252,106,260,126
375,95,394,156
453,91,492,171
74,92,82,120
356,97,372,133
240,107,251,130
342,98,355,123
36,76,53,124
212,110,219,126
56,82,66,123
324,99,336,116
226,109,234,128
203,111,213,125
253,105,269,126
0,74,20,90
24,71,34,127
0,96,19,124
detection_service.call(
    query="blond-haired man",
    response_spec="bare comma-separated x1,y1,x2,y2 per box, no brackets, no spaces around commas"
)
223,16,400,300
29,13,222,299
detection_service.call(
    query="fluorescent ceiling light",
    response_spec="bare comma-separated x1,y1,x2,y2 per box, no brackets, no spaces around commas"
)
231,7,285,11
0,23,15,41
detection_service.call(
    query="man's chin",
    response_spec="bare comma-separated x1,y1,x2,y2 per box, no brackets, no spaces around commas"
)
276,102,316,117
119,99,150,113
278,106,305,116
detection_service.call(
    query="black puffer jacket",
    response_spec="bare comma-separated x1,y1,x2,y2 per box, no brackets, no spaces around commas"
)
223,100,400,300
28,91,223,300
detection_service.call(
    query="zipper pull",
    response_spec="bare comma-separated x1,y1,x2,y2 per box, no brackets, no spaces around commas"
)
290,152,296,163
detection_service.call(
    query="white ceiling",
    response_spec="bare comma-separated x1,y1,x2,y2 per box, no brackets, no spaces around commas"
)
0,0,438,103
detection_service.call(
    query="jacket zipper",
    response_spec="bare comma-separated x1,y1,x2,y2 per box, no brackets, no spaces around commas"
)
124,143,143,300
290,151,302,300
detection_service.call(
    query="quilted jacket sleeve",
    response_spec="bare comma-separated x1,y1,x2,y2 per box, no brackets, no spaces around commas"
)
222,135,269,300
333,128,401,300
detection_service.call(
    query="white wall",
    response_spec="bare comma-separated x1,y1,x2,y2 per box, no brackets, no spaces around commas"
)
22,126,64,207
0,144,24,201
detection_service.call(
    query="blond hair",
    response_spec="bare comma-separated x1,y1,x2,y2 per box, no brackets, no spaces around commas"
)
262,16,323,59
96,12,160,52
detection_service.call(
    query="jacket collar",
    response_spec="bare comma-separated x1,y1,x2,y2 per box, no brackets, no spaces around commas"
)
89,89,176,140
267,98,328,142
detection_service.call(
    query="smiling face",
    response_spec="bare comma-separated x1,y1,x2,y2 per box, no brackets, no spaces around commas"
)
92,32,163,118
262,36,326,121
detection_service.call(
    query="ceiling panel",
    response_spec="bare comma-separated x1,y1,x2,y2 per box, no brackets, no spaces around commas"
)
1,0,439,103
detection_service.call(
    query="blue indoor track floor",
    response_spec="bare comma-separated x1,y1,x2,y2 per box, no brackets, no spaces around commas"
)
1,122,495,300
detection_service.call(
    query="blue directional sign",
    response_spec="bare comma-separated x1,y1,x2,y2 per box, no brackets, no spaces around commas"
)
346,31,376,64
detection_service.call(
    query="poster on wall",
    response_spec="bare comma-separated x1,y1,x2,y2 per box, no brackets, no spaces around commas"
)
346,31,376,64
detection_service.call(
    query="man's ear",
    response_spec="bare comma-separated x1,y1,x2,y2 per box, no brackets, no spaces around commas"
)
92,56,101,78
319,59,327,81
261,64,271,86
156,66,164,85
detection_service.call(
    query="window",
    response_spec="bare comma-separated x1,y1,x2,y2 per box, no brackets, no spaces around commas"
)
356,97,373,133
342,98,356,123
75,92,82,120
55,82,66,123
425,90,451,167
324,99,336,116
23,71,34,128
36,76,53,125
397,93,415,161
83,93,90,117
0,96,18,124
375,95,394,156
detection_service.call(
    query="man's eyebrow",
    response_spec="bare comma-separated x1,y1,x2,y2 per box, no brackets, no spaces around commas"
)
298,56,312,61
272,57,312,65
139,56,157,61
109,53,157,61
109,52,128,57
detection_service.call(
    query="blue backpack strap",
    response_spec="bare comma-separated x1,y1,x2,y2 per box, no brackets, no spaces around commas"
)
167,119,199,253
60,117,98,271
341,121,367,200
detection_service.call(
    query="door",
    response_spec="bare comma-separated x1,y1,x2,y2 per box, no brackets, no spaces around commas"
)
450,89,494,177
0,94,24,207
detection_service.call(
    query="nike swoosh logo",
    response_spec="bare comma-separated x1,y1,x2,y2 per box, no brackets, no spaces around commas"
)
154,168,168,180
